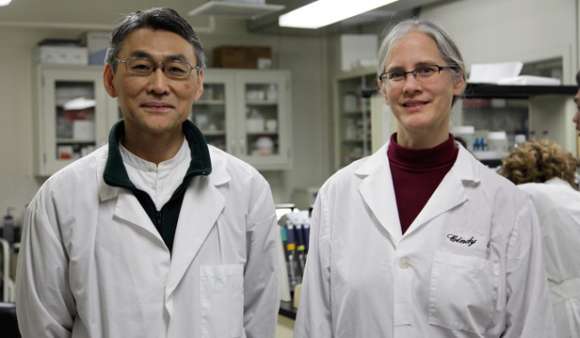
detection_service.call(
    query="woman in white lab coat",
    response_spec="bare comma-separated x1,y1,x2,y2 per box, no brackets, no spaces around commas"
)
501,139,580,338
294,19,554,338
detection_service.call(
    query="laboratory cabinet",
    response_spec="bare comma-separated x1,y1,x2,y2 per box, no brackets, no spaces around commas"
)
369,83,578,167
34,66,293,176
456,84,578,160
193,68,293,170
33,64,117,176
333,67,376,169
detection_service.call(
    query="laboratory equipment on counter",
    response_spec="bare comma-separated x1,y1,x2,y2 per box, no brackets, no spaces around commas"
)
1,209,15,245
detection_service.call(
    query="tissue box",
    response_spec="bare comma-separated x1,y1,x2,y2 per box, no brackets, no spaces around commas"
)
35,46,88,65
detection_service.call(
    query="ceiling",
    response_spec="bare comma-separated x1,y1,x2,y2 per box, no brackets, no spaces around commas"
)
0,0,454,33
0,0,209,29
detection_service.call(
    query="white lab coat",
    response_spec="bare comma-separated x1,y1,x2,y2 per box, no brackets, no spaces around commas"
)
16,145,279,338
295,143,554,338
519,178,580,338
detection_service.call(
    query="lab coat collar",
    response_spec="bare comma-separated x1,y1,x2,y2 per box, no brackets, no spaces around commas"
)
355,142,480,245
102,120,212,192
356,142,403,245
405,145,478,236
97,120,217,247
545,177,572,188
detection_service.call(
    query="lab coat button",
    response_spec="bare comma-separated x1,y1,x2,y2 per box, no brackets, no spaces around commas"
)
399,257,411,269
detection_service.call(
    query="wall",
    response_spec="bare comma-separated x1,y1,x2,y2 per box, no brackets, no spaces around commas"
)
0,28,81,222
420,0,577,84
0,19,331,222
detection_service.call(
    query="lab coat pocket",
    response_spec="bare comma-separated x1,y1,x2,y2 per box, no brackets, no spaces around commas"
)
428,251,496,334
200,264,244,338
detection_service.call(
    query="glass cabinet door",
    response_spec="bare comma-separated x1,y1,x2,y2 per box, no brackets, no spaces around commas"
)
236,70,291,169
38,66,110,176
193,82,228,151
190,69,291,170
54,81,97,160
244,82,280,156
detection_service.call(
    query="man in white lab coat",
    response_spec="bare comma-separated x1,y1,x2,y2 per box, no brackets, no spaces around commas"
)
501,139,580,338
16,8,278,338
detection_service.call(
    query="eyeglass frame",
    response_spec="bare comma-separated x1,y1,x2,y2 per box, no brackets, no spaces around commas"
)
114,56,202,80
378,64,458,86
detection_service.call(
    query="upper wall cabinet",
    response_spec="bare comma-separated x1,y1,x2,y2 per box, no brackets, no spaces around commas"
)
193,69,293,170
34,66,292,176
34,65,117,176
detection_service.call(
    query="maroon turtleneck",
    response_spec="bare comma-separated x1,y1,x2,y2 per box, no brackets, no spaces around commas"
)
387,134,458,234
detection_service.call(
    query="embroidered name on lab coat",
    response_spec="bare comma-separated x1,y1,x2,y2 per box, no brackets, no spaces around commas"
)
446,234,477,247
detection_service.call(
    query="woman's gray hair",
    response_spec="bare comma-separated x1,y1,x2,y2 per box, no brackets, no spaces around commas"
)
377,19,465,81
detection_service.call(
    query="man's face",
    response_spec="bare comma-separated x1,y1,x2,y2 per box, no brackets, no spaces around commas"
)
104,28,204,137
574,88,580,131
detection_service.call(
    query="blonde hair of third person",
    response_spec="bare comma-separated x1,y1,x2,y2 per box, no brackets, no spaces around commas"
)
294,19,554,338
501,139,580,338
500,138,577,186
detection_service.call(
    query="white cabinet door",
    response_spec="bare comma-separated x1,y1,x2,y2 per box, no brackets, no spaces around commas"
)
195,69,292,170
35,65,117,176
235,70,292,170
193,69,236,153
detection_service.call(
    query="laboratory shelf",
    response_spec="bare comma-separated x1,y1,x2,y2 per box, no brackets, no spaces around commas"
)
464,83,577,99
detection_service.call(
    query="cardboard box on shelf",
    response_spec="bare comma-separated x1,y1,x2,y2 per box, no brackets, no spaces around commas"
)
213,46,272,69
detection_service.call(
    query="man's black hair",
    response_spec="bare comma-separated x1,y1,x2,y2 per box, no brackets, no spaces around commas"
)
106,7,205,71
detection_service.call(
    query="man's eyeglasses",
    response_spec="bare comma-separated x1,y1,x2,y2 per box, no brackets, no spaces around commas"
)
379,64,457,86
115,57,201,80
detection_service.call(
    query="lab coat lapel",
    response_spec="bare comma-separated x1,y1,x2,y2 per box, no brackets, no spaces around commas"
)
166,161,229,297
96,146,164,244
406,147,473,235
113,192,164,242
357,144,403,246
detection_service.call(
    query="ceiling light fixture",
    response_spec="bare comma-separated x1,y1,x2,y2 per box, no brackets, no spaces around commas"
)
279,0,399,29
0,0,12,7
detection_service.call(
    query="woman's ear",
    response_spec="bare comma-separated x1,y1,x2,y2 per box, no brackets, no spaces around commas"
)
452,74,466,97
378,79,390,103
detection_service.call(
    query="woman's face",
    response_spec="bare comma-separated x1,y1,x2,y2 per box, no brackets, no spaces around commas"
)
379,31,465,147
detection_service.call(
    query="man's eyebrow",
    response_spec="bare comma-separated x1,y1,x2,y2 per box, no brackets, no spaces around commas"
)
164,54,188,62
128,50,153,59
127,51,188,62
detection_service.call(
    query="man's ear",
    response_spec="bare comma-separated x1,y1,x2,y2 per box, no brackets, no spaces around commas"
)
103,64,118,98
